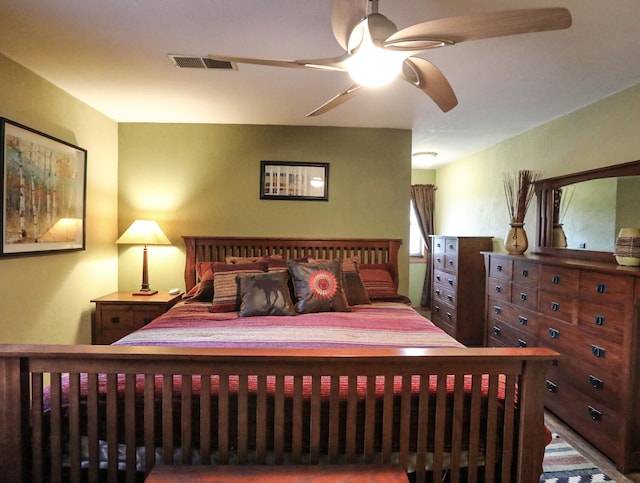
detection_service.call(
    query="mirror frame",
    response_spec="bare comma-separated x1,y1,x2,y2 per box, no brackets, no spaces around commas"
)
534,159,640,262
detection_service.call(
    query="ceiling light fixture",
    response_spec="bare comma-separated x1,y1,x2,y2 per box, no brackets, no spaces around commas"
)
412,151,439,168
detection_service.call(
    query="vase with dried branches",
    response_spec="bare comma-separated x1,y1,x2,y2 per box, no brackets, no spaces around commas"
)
503,170,539,254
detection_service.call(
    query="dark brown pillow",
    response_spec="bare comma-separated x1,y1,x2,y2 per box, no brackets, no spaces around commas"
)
238,271,297,317
287,260,350,314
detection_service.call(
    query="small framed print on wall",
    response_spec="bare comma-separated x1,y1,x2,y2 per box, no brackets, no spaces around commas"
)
1,118,87,257
260,161,329,201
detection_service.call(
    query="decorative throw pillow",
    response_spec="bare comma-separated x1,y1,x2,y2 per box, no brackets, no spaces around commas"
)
210,262,268,312
183,280,214,302
308,257,370,305
358,263,399,299
238,271,297,317
287,260,350,314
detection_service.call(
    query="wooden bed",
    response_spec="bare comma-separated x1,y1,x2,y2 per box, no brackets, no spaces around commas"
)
0,236,557,483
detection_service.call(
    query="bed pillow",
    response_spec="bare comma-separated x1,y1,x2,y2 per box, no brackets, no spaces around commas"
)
183,280,214,302
287,259,350,314
308,257,370,306
238,271,297,317
359,263,411,304
210,262,268,312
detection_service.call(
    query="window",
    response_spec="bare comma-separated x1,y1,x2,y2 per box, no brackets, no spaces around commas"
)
410,203,427,261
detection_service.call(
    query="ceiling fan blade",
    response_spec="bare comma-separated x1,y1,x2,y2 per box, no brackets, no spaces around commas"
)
385,8,572,50
306,83,363,117
208,54,347,72
402,57,458,112
331,0,368,51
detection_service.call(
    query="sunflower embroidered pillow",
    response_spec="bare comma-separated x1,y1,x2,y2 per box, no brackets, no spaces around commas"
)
286,259,351,314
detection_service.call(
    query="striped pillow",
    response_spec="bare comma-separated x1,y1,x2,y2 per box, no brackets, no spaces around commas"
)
210,262,268,312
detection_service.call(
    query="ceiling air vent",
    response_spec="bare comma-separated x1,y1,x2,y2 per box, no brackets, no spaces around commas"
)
168,54,237,70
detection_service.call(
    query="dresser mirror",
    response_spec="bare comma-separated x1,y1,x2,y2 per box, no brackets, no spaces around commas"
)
534,160,640,261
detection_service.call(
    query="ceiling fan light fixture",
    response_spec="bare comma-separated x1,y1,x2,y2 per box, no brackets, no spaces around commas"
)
345,18,406,87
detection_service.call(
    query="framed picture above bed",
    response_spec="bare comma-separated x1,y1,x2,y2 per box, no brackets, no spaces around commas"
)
260,160,329,201
1,118,87,257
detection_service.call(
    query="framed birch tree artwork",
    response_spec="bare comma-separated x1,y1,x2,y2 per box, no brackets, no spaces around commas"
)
1,118,87,257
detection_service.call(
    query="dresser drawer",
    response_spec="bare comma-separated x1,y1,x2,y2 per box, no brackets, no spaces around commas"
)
132,306,166,329
538,290,575,321
488,257,513,281
512,259,539,286
577,300,626,346
431,304,457,336
444,237,458,253
579,271,634,307
539,265,579,296
538,316,623,375
543,349,623,412
443,254,457,273
432,237,446,253
487,277,511,301
433,269,456,289
433,253,445,270
488,298,538,337
544,379,620,463
433,284,456,306
511,283,538,311
487,318,536,348
99,306,135,330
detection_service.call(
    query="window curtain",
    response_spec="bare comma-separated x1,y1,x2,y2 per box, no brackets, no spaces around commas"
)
410,184,436,307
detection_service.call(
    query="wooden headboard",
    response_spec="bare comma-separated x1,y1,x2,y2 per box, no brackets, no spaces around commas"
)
182,236,402,292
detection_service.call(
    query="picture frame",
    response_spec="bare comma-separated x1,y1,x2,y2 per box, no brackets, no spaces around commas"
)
1,118,87,257
260,161,329,201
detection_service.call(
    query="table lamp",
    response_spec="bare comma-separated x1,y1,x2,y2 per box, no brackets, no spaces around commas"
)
116,220,171,295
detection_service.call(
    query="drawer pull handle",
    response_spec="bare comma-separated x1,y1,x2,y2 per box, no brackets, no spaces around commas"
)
436,243,442,248
519,316,528,325
110,317,120,324
435,275,441,282
493,326,501,336
448,244,454,250
596,283,607,294
548,328,560,339
495,285,502,293
436,257,442,264
448,260,454,266
517,339,527,348
447,278,454,286
589,375,604,390
447,295,453,302
594,315,605,326
494,306,502,315
446,312,453,320
552,275,560,284
588,406,603,421
435,289,441,296
520,292,527,301
496,265,503,272
591,345,606,358
545,380,557,393
521,269,529,277
551,302,559,312
433,305,440,313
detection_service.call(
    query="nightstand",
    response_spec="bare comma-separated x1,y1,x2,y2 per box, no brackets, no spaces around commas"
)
91,291,182,344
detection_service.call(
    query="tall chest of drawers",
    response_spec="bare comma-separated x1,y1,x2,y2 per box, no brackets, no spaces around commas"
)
483,252,640,473
430,236,493,346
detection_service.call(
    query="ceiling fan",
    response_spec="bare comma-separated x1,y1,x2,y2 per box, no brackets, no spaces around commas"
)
209,0,572,117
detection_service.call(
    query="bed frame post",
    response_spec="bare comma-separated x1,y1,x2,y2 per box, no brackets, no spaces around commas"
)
0,356,28,483
516,357,549,482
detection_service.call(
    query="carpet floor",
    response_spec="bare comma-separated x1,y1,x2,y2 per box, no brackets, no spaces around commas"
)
541,433,614,482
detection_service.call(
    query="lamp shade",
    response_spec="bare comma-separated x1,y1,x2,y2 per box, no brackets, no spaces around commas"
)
116,220,170,246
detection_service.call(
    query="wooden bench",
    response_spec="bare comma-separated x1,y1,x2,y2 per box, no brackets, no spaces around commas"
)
145,464,408,482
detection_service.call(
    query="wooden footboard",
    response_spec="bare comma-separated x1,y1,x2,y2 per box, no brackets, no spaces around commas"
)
0,345,556,483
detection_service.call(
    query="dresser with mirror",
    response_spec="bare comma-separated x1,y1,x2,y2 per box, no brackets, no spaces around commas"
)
483,160,640,473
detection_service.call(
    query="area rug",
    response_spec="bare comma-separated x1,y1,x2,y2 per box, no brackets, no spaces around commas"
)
540,433,614,482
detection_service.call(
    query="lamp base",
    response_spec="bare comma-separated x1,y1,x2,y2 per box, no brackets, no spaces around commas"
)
132,289,158,296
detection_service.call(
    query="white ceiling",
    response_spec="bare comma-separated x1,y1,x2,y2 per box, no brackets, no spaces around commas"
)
1,0,639,167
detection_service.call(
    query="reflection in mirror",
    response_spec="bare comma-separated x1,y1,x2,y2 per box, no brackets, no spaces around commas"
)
553,177,640,251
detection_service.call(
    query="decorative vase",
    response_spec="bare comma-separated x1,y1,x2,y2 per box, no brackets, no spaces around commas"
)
504,223,528,255
614,227,640,266
552,223,567,248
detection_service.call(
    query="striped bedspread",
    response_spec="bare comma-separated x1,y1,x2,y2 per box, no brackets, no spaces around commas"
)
114,301,464,350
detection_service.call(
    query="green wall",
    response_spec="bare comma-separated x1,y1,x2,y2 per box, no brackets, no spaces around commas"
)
435,83,640,252
0,54,119,344
117,123,413,295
